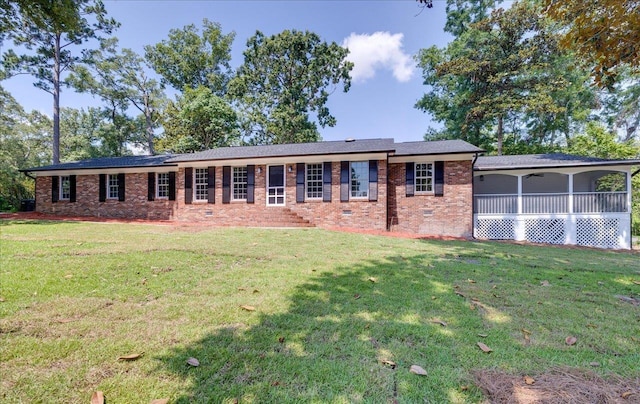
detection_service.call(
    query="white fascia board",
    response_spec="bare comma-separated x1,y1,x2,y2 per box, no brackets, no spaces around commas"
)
388,153,476,164
474,164,634,177
175,152,390,168
31,166,179,177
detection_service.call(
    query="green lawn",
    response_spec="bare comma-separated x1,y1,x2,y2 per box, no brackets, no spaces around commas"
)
1,220,639,403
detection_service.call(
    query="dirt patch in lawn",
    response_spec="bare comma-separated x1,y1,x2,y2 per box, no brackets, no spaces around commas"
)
474,368,640,403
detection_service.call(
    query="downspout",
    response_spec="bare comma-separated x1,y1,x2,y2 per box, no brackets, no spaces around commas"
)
471,153,479,240
632,168,639,250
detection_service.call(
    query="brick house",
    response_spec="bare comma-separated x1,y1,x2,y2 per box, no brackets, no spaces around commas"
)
24,138,481,238
22,138,639,248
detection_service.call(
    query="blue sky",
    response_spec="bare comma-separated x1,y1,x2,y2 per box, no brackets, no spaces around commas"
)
3,0,458,143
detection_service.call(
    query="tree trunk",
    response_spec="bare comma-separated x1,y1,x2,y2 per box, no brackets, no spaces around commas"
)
496,114,504,156
144,94,154,155
53,33,61,164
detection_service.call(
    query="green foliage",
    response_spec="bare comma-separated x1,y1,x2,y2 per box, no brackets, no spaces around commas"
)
416,0,595,155
230,29,353,145
0,88,51,210
1,0,119,164
158,86,239,153
69,38,166,154
144,19,234,94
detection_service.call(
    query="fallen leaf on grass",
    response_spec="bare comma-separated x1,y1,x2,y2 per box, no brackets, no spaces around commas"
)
467,279,476,283
187,357,200,367
540,280,550,286
278,336,285,344
90,391,104,404
368,277,377,283
521,328,532,335
590,362,600,367
381,359,396,369
431,296,437,300
118,352,144,361
469,304,476,310
252,289,259,293
237,287,246,291
478,333,488,338
354,294,361,299
0,296,4,302
150,399,169,404
431,319,447,327
524,375,535,385
460,385,469,391
632,280,640,286
55,318,77,324
410,365,427,376
565,336,577,346
240,305,255,312
455,291,466,298
64,274,73,279
477,342,492,353
622,391,633,399
586,323,598,328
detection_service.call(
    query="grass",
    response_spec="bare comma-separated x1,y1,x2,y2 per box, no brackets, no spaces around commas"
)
1,220,639,403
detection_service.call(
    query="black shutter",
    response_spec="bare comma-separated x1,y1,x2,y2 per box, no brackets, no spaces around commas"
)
99,174,106,202
168,172,176,201
369,160,378,202
322,162,332,202
246,165,255,204
207,167,215,204
51,176,59,203
296,163,305,203
69,175,76,203
405,162,415,197
434,161,444,197
148,172,155,201
117,173,125,202
222,166,231,204
184,168,193,204
340,161,349,202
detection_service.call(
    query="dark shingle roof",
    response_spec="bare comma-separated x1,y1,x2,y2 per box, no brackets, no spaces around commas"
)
167,138,396,162
475,153,640,171
393,139,483,156
21,154,178,172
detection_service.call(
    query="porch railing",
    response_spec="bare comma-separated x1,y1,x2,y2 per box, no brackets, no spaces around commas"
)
474,192,628,214
574,192,627,213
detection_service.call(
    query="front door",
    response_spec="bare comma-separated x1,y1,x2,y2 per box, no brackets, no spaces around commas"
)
267,165,285,206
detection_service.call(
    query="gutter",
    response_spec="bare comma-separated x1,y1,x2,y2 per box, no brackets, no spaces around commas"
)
23,171,36,180
632,168,640,177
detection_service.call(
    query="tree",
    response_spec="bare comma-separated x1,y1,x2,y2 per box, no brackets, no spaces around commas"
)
157,86,239,153
144,19,234,94
69,38,166,154
443,0,502,36
230,30,353,145
0,87,51,210
543,0,640,88
1,0,82,45
1,0,118,164
416,1,592,155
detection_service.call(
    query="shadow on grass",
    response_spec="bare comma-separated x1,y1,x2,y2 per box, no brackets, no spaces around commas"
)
154,245,501,403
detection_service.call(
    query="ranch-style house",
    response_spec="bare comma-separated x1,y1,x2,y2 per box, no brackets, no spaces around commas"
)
22,138,640,249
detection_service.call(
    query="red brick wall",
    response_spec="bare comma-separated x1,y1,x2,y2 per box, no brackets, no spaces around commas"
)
175,161,388,230
35,173,177,220
33,159,473,237
387,161,473,237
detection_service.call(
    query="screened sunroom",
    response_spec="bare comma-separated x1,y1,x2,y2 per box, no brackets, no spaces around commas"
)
473,154,640,249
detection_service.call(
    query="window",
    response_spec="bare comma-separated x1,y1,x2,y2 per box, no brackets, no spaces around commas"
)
232,167,248,200
194,168,208,201
60,176,70,200
415,163,434,193
350,161,369,198
157,173,169,198
306,163,323,199
107,174,119,199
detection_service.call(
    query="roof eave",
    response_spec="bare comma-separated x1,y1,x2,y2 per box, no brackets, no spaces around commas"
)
474,160,640,171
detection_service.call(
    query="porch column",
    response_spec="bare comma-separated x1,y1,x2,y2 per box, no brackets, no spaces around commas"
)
515,175,525,241
626,171,632,213
567,173,576,245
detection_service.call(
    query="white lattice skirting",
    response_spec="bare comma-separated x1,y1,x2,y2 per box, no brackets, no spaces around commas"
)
474,214,630,249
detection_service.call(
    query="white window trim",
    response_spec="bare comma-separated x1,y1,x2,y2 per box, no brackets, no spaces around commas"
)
350,161,369,199
415,162,435,194
232,166,248,201
306,163,323,200
193,168,208,202
59,175,70,200
156,172,170,199
107,174,119,199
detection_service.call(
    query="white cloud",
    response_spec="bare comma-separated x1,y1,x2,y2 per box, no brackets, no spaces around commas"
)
342,32,415,83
